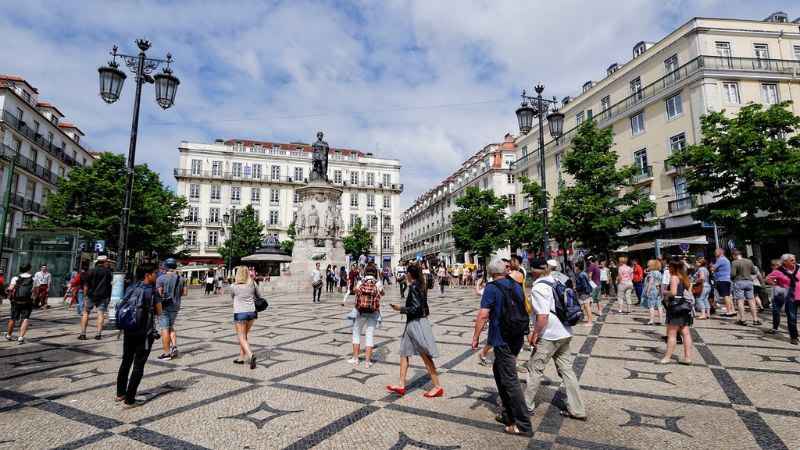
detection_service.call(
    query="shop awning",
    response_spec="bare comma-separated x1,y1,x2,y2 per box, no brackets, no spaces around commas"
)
241,254,293,262
615,235,708,253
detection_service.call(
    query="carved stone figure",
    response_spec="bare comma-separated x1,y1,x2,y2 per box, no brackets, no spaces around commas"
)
325,205,336,236
334,208,344,237
310,131,329,182
308,204,320,237
296,210,306,236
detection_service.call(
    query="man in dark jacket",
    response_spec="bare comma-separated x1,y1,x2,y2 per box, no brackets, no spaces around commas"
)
80,256,114,340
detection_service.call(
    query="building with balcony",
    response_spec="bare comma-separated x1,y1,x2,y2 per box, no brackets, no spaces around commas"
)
0,75,94,272
174,138,403,268
400,134,517,266
511,12,800,257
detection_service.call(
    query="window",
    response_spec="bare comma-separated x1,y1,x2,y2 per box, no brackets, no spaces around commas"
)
754,43,770,68
576,111,584,125
586,109,593,121
633,42,647,58
761,83,779,105
674,176,688,199
294,167,303,182
794,45,800,61
582,81,592,93
521,145,528,157
482,178,488,189
600,95,611,115
209,208,220,223
367,193,375,208
271,165,281,180
270,189,279,204
383,235,391,250
350,172,359,185
507,173,514,184
189,184,200,200
715,41,731,58
633,149,648,173
231,186,241,202
722,82,740,104
382,174,391,186
383,195,391,208
252,164,262,179
210,185,221,201
231,162,242,177
507,194,516,207
269,211,279,225
186,230,197,246
208,230,219,247
191,159,202,175
334,170,342,184
251,188,260,202
294,192,300,204
630,112,645,135
211,161,222,176
350,193,359,207
664,54,679,83
47,131,53,144
669,133,687,154
366,172,375,186
350,214,359,228
666,93,682,119
187,206,199,221
630,77,643,102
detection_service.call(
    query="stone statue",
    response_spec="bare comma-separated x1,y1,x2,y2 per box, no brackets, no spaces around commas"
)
334,208,344,237
296,210,306,237
263,233,280,248
308,204,320,237
310,131,329,182
325,205,336,236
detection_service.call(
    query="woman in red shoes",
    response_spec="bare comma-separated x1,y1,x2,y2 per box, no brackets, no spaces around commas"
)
386,263,443,398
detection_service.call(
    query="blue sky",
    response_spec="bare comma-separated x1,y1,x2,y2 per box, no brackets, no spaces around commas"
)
0,1,794,207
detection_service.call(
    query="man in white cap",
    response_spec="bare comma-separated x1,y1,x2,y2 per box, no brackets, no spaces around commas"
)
525,258,587,420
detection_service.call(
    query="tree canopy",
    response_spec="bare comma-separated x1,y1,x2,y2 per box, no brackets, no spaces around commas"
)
667,102,800,241
38,152,187,259
452,186,508,264
342,219,373,257
218,205,264,266
506,176,546,253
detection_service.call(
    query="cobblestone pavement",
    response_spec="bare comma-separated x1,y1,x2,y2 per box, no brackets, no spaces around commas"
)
1,285,799,449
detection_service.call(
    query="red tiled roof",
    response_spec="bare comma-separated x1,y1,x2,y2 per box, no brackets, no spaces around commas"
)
0,74,38,93
223,139,367,157
36,101,65,117
58,122,85,135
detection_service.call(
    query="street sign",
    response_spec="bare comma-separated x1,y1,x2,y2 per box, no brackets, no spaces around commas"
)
727,239,736,250
94,240,106,253
679,243,690,253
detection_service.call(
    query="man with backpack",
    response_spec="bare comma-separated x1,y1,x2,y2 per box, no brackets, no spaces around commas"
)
471,257,531,436
5,264,34,344
116,264,162,408
80,256,114,340
525,259,587,420
156,258,186,360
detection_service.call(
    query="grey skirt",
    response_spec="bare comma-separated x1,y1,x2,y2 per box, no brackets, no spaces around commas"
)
399,317,439,358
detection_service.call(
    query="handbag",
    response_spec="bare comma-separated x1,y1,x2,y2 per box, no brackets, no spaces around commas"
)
691,281,703,297
253,285,268,312
665,295,692,314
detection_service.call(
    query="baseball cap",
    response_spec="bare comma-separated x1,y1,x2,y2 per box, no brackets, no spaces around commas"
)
547,259,559,269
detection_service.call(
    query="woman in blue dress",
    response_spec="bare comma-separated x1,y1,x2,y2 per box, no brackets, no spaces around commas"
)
641,259,664,325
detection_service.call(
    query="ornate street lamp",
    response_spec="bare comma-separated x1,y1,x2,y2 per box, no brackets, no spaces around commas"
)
515,93,535,135
98,39,178,273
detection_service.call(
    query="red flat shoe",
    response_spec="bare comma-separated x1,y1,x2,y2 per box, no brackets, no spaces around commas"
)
386,385,406,396
423,387,444,398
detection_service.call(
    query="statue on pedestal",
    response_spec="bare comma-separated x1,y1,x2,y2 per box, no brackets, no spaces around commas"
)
325,205,336,237
296,210,306,237
310,131,329,182
308,205,320,237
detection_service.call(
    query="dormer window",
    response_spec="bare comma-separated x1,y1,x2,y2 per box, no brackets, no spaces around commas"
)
50,115,58,126
582,81,593,93
607,63,619,75
633,41,648,58
765,11,788,23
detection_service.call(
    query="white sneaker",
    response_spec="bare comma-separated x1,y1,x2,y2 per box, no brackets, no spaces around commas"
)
4,334,12,341
17,336,24,344
346,358,358,365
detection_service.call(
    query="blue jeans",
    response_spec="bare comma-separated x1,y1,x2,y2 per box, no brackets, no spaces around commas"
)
695,285,711,311
76,291,84,316
772,292,798,339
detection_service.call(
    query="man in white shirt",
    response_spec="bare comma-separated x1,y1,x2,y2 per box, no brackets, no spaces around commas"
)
311,262,323,303
525,259,587,420
33,264,52,309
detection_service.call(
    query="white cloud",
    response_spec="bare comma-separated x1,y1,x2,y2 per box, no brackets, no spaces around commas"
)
0,0,794,208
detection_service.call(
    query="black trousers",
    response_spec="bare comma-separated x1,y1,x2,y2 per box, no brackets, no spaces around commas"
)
312,284,322,302
399,280,407,298
116,332,153,404
492,341,532,435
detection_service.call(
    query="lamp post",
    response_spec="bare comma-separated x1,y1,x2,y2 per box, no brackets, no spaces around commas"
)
516,84,564,257
222,206,238,276
98,39,179,273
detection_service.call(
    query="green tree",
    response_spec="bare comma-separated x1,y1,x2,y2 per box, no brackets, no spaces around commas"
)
38,152,187,259
667,102,800,242
506,176,546,253
218,205,264,266
550,120,655,256
452,186,508,268
280,222,295,255
342,219,373,257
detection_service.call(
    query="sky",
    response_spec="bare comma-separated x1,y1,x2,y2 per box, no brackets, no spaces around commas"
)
0,0,795,209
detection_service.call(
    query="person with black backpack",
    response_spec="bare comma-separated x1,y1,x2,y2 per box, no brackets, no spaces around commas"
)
156,258,187,361
115,264,162,408
5,264,34,344
525,259,587,421
471,257,531,436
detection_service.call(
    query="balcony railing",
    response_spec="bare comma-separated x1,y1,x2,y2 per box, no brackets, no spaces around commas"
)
206,218,222,226
1,110,77,167
183,218,201,226
0,143,61,185
631,165,653,184
512,54,800,172
668,196,697,213
183,243,200,250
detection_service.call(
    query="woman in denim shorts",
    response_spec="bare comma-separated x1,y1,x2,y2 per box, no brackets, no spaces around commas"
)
230,266,258,369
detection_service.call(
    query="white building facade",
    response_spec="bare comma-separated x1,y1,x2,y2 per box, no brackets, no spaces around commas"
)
0,75,94,272
400,134,517,266
174,138,403,268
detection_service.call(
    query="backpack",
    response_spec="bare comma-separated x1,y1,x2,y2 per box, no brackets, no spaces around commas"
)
160,273,182,306
537,279,583,327
115,283,151,334
13,276,34,304
355,279,381,313
492,280,530,341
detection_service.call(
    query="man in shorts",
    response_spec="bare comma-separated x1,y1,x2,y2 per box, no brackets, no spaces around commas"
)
713,248,735,316
80,256,114,340
5,264,34,344
732,250,758,326
156,258,186,360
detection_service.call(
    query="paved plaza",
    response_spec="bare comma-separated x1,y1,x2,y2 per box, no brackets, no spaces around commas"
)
1,285,799,449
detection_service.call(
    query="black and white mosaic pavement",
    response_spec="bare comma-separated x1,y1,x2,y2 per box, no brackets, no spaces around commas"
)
1,286,799,449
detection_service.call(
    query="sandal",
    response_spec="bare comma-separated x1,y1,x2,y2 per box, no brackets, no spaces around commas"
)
560,410,587,421
386,385,406,396
423,387,444,398
249,354,257,370
233,359,245,365
503,425,528,436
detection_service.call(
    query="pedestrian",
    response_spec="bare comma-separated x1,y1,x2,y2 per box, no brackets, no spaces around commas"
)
311,262,323,303
80,256,114,341
575,261,593,326
387,263,443,398
586,256,601,314
471,256,531,436
338,265,347,293
396,264,407,298
616,256,634,314
437,263,448,296
765,254,799,344
230,266,259,368
342,263,360,306
0,270,5,303
349,265,382,368
713,248,735,316
642,259,664,325
382,265,392,285
731,250,759,326
115,264,162,408
421,261,434,291
204,272,215,296
752,263,766,311
659,257,694,364
694,258,712,320
4,264,34,344
632,259,644,305
599,261,611,298
155,258,186,361
32,264,52,309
